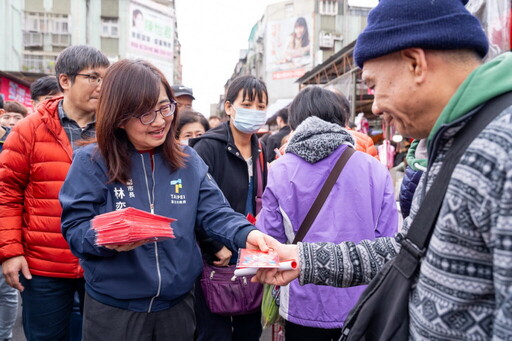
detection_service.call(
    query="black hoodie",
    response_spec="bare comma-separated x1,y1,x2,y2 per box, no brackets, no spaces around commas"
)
190,121,267,215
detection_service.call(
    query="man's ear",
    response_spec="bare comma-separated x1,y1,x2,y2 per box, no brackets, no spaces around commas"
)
400,48,428,84
58,74,71,91
0,109,5,117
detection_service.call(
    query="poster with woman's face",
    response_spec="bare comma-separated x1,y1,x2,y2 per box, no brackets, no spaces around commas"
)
128,1,175,82
265,15,313,80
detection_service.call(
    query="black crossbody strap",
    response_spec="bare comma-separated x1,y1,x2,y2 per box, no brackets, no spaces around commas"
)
406,91,512,251
292,146,356,244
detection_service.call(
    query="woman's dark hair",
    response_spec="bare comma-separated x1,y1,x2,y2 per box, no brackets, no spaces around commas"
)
276,107,289,124
225,75,268,106
294,17,310,47
176,109,210,138
288,86,351,130
96,59,185,184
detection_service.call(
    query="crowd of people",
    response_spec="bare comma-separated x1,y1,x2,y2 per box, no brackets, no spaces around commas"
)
0,0,511,340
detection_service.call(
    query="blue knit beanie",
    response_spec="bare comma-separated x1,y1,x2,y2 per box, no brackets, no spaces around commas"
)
354,0,489,68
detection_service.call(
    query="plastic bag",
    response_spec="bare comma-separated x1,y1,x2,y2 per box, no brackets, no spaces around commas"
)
261,284,281,328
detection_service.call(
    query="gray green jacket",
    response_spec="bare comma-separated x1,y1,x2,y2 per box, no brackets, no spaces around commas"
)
299,52,512,340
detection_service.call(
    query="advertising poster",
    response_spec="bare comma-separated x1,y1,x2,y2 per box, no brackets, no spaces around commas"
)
0,78,32,109
128,1,174,81
266,16,313,80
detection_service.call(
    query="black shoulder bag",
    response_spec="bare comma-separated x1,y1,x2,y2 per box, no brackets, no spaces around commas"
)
340,92,512,341
293,146,355,244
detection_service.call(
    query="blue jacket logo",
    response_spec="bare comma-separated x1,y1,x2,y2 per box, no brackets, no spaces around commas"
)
170,179,182,193
170,179,186,204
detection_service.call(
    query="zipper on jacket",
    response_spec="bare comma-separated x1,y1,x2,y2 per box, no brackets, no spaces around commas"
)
140,154,162,312
227,143,259,212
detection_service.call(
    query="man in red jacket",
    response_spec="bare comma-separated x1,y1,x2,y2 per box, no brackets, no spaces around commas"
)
0,45,109,340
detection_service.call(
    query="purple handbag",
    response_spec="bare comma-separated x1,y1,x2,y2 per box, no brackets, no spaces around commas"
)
199,142,265,316
200,263,263,316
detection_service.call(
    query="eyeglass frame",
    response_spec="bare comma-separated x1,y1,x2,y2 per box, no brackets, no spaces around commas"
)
135,100,177,125
72,73,103,85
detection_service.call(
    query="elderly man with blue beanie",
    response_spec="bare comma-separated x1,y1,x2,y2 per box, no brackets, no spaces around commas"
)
253,0,512,340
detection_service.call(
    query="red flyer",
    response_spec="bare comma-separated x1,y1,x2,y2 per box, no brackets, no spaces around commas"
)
91,207,176,246
236,249,280,269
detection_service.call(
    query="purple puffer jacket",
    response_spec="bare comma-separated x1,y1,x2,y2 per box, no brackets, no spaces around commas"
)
256,117,398,329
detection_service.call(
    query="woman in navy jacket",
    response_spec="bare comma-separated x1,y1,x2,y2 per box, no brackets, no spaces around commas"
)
59,59,269,341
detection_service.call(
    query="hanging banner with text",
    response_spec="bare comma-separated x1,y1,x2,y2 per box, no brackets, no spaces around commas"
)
0,77,32,109
128,1,174,82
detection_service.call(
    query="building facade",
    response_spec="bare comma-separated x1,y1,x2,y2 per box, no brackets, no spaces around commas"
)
0,0,181,88
219,0,373,115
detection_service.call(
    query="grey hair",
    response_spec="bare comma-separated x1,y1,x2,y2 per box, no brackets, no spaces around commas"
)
55,45,110,91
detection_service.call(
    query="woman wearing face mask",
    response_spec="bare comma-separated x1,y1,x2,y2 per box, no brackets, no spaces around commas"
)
190,75,268,341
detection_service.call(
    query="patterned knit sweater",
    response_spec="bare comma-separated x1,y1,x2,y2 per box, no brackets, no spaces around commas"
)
298,53,512,340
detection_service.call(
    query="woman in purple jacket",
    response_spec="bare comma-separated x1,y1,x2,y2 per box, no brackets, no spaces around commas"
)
256,87,398,341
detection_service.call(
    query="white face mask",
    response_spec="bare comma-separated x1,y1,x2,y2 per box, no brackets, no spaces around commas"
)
232,107,267,134
180,139,189,146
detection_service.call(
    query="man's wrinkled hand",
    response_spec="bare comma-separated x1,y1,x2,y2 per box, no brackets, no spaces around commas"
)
252,266,300,286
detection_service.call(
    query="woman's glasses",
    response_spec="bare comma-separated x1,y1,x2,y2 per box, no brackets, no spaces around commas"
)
136,101,177,125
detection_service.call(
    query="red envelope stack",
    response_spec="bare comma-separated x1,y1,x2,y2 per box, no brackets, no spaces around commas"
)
91,207,176,246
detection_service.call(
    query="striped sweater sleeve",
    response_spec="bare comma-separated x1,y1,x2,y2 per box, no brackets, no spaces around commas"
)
298,236,401,288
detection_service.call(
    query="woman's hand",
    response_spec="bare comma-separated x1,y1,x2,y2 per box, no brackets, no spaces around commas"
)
212,246,232,267
246,230,271,252
104,239,150,252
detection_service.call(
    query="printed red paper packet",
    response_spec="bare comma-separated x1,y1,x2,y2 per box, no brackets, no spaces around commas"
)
236,249,280,269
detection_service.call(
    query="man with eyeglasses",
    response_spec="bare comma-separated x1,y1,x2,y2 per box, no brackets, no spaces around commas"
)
0,45,110,341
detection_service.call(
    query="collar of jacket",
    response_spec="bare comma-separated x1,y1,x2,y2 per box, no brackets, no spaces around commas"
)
0,126,11,142
406,139,428,171
225,121,261,160
279,125,291,134
286,116,354,163
428,52,512,150
39,96,73,161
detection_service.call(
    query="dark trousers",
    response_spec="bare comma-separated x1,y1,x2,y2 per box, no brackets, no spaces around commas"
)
20,275,85,341
285,320,342,341
83,291,195,341
194,282,262,341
